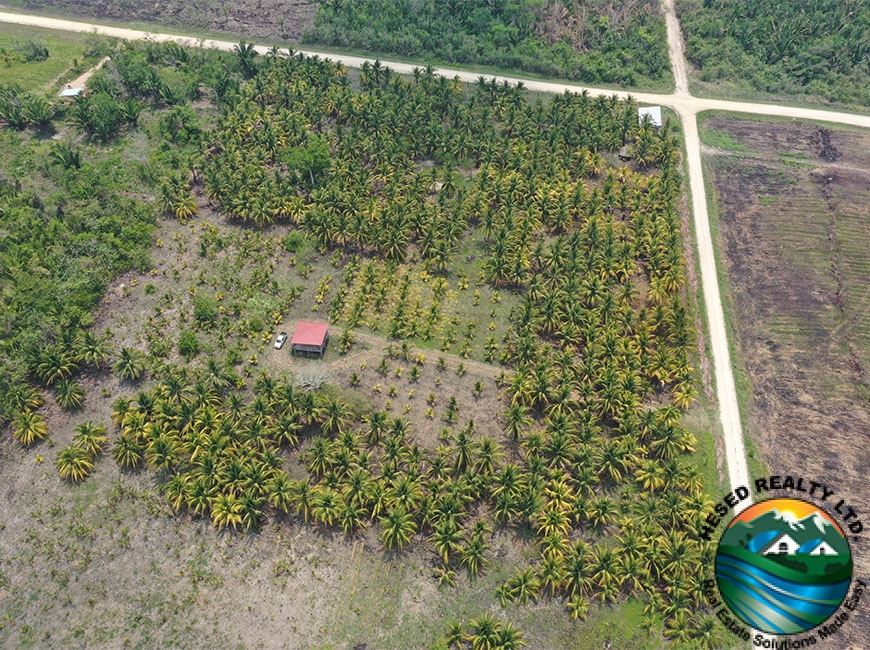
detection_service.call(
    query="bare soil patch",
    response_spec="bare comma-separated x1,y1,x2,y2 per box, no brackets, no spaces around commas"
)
704,116,870,642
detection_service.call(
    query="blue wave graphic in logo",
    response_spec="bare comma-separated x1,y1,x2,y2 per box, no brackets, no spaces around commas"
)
715,551,851,634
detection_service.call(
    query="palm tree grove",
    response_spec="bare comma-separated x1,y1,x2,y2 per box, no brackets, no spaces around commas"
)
1,31,730,650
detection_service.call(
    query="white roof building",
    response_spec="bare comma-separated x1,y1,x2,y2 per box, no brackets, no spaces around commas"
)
59,87,84,97
638,106,662,128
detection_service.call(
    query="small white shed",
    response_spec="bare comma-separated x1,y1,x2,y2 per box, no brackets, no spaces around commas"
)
638,106,663,128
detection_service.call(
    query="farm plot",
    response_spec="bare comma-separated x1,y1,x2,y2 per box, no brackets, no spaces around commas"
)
2,36,718,649
702,114,870,643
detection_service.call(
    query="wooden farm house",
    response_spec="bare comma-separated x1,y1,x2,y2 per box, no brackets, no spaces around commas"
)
290,321,329,358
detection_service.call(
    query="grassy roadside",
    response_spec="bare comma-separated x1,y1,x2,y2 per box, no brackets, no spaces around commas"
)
0,23,97,87
686,77,870,118
696,112,769,481
697,109,870,134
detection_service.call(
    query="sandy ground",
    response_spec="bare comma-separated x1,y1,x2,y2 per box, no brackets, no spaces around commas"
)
65,54,108,88
663,0,689,96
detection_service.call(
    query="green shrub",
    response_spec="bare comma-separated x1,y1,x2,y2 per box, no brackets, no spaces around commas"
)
193,295,218,328
16,39,49,63
178,330,199,360
282,231,307,253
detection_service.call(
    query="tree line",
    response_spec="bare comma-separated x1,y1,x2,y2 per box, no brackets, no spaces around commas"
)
304,0,670,88
679,0,870,106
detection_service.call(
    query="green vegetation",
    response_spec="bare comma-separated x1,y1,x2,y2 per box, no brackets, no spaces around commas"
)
0,36,246,428
0,26,96,87
0,149,154,422
679,0,870,107
0,33,728,648
439,613,525,649
304,0,670,88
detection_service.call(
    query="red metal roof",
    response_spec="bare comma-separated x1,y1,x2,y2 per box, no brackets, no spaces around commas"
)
291,321,329,347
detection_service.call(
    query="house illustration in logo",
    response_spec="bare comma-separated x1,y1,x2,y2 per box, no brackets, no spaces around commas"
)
761,532,800,556
759,532,839,557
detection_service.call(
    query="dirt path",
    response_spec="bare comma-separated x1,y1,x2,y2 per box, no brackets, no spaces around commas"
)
662,0,689,96
65,54,109,88
348,330,510,381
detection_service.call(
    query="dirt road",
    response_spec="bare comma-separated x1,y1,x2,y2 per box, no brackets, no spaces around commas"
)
1,10,868,127
663,0,689,96
658,0,752,513
66,54,109,88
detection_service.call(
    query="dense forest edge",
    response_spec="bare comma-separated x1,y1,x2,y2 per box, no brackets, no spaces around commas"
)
679,0,870,107
303,0,670,89
16,0,673,90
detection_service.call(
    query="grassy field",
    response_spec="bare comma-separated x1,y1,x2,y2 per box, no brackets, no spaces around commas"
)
700,113,870,645
0,24,96,88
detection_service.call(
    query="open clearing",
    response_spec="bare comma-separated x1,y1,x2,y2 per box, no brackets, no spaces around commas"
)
0,23,95,87
0,203,669,650
702,114,870,644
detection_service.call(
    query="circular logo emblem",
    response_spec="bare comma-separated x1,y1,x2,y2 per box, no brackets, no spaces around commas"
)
714,497,853,635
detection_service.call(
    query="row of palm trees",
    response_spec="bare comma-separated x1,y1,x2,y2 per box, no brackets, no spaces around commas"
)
442,612,525,650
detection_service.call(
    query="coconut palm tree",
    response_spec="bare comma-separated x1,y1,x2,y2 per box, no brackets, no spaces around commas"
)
114,347,147,381
311,486,342,527
113,433,144,470
317,396,351,436
459,535,488,579
56,446,94,482
566,593,589,621
503,566,540,605
379,507,417,551
211,492,244,530
72,422,109,456
76,331,113,369
365,409,389,445
13,410,49,446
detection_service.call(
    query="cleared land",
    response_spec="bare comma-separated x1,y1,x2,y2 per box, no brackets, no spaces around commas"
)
15,0,318,42
702,115,870,645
